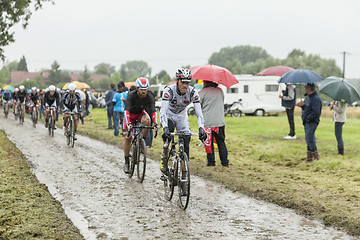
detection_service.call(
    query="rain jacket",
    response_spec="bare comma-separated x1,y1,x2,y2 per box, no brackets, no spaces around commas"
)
301,91,322,125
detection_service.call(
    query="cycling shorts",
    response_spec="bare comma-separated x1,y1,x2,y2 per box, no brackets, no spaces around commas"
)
122,110,149,131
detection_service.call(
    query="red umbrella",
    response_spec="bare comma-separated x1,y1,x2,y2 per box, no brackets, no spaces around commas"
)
257,66,295,76
189,64,238,88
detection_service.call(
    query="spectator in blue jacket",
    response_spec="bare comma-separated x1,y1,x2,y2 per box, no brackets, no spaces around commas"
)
112,82,127,136
297,83,322,162
105,83,116,129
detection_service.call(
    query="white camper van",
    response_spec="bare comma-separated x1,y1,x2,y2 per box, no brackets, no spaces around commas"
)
148,84,166,111
220,75,286,116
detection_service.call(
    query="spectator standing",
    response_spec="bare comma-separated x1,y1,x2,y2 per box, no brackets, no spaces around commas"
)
105,83,116,129
280,83,297,139
297,83,322,162
199,80,229,167
112,82,127,136
329,100,347,155
84,89,90,116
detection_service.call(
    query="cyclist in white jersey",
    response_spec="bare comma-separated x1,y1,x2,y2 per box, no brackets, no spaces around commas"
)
160,68,207,173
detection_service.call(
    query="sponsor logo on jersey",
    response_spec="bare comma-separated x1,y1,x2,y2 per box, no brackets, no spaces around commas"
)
184,100,190,104
194,95,199,101
164,93,170,99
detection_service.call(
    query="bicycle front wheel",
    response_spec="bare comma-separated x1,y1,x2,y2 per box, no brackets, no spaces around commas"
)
66,120,71,145
70,119,75,148
136,138,147,183
164,156,175,201
178,152,190,210
128,141,136,178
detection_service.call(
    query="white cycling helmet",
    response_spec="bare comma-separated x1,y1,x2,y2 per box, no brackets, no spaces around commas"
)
19,85,25,90
49,85,56,91
31,87,36,91
68,83,76,91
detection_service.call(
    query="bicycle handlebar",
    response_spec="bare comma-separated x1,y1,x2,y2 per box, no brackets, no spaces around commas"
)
126,125,158,138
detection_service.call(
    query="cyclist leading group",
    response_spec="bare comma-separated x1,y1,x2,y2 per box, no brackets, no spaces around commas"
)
62,83,82,140
43,85,60,129
29,87,40,121
16,85,28,118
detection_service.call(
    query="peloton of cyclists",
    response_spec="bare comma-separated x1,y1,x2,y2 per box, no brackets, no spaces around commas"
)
62,83,82,140
43,85,60,129
159,68,207,173
122,77,159,173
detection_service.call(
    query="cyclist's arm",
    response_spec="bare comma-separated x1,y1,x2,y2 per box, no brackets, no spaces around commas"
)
159,87,172,129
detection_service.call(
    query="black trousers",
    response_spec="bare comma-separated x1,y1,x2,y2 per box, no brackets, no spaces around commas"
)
286,108,295,136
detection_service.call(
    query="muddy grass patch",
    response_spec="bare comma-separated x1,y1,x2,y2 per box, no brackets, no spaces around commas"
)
0,130,83,239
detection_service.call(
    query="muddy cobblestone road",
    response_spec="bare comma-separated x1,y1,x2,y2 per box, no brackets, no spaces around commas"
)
0,116,357,240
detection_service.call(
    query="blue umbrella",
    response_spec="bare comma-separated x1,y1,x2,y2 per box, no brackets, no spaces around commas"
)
278,69,323,84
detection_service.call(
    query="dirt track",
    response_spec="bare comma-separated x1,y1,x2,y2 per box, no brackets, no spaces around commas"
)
0,115,356,240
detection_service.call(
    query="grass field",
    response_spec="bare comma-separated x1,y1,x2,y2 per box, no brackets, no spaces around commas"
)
0,130,83,239
78,107,360,236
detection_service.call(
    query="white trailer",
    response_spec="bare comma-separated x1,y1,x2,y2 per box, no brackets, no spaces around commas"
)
220,75,286,116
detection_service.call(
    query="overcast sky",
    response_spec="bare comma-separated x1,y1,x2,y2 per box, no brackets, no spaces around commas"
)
3,0,360,78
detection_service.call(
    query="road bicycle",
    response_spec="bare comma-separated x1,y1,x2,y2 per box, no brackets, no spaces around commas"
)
3,100,9,118
64,111,78,148
127,124,157,183
47,107,57,137
161,132,199,210
18,103,25,125
30,105,38,128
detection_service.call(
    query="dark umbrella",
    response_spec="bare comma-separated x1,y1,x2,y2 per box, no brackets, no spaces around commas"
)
278,69,323,84
278,69,323,101
318,76,360,104
189,64,238,88
257,66,294,76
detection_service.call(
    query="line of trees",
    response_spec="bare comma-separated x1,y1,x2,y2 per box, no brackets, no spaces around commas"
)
1,45,356,92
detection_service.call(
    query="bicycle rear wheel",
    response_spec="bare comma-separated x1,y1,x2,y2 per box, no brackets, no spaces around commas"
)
136,138,147,183
178,152,190,210
128,141,136,178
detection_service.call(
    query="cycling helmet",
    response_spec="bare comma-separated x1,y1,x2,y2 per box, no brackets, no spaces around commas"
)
49,85,56,91
175,68,192,82
135,77,149,90
31,87,36,91
68,83,76,91
15,88,19,93
19,85,25,90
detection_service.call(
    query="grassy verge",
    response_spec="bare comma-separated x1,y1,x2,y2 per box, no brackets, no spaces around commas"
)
80,108,360,236
0,130,83,239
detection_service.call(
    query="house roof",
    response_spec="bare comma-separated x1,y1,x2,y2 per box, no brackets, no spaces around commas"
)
10,71,108,85
10,71,50,84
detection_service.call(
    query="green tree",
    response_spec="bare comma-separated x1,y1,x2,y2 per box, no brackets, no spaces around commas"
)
47,61,62,85
6,61,19,72
0,0,51,60
17,55,28,71
0,66,11,85
209,45,271,67
94,63,115,76
80,65,92,83
119,60,151,81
